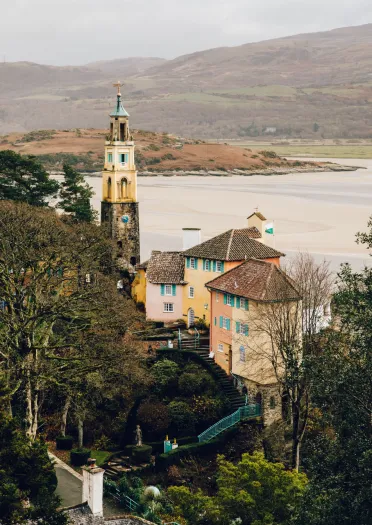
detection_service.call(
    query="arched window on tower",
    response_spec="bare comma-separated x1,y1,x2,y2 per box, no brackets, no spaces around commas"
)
107,177,112,199
120,178,128,199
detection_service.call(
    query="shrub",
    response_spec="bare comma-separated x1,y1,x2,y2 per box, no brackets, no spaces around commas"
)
132,445,153,464
151,359,180,394
137,400,170,439
94,435,113,451
259,150,278,158
161,153,177,161
191,396,226,427
56,435,74,450
124,444,136,457
169,401,196,436
70,448,91,467
178,373,215,397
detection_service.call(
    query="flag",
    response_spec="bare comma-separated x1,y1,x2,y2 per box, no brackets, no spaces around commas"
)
265,222,274,235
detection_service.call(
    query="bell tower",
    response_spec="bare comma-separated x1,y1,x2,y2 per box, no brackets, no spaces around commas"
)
101,82,140,270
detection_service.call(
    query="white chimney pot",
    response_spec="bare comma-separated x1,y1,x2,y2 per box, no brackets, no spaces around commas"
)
182,228,201,251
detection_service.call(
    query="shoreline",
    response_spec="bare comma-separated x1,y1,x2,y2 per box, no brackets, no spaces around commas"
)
50,162,361,178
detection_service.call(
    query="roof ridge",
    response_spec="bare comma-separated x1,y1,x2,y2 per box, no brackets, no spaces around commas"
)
226,229,235,259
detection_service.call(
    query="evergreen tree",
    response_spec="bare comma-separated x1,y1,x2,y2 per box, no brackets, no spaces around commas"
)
0,150,59,207
0,414,67,525
59,164,97,223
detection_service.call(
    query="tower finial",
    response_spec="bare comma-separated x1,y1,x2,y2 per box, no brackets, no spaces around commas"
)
113,80,122,96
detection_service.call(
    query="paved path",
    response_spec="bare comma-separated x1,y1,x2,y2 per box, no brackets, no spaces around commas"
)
49,452,82,508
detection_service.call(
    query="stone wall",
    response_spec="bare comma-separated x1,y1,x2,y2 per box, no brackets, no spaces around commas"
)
101,201,140,268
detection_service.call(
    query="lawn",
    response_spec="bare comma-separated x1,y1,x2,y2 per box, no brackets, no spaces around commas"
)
232,143,372,159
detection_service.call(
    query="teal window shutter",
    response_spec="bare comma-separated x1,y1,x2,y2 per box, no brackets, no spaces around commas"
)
186,257,190,269
221,261,225,272
236,321,241,334
236,297,240,309
219,316,223,328
124,153,129,163
226,318,231,331
172,284,176,296
214,317,217,326
245,324,249,336
224,294,227,305
231,296,235,307
160,284,165,296
245,299,249,311
212,260,216,272
202,259,206,271
195,258,198,270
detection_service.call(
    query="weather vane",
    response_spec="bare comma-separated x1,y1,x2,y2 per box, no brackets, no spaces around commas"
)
113,80,122,96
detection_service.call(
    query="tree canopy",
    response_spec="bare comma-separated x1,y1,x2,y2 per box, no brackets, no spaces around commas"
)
58,163,97,223
169,452,307,525
0,150,59,207
0,414,67,525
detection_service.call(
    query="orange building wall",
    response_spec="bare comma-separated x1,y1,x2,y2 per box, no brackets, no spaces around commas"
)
210,289,233,373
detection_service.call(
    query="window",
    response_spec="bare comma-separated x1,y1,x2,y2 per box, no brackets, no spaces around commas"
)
108,153,113,163
236,322,249,335
218,343,224,353
161,284,176,296
189,286,195,298
119,153,129,164
163,303,174,313
226,294,232,306
239,345,246,362
85,273,91,284
190,257,196,269
237,297,249,310
223,317,231,330
204,259,211,271
216,260,224,273
165,284,172,296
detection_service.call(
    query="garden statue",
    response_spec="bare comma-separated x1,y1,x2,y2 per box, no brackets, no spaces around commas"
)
135,424,143,446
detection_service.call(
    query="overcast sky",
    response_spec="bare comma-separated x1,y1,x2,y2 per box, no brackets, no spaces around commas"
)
1,0,371,66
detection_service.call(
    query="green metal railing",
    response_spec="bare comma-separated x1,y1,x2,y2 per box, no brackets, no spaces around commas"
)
198,404,261,443
103,478,139,512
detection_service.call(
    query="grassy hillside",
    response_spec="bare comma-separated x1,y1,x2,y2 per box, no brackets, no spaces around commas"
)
2,25,372,138
0,128,309,172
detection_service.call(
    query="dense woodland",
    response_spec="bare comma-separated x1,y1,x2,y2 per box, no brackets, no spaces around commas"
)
0,150,371,525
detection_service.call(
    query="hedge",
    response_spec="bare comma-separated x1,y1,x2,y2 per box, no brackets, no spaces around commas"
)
155,426,238,471
70,448,91,467
56,435,74,450
132,445,153,464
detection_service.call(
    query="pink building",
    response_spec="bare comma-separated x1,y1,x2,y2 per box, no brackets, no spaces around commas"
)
145,251,186,323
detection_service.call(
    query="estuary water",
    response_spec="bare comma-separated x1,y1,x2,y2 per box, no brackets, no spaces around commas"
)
82,158,372,272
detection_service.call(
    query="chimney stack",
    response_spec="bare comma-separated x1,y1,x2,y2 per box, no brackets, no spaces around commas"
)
82,459,104,517
182,228,201,251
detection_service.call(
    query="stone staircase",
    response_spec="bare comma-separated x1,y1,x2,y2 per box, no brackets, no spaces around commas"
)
167,340,246,411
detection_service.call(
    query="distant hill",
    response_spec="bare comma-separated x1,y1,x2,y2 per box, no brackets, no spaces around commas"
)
1,24,372,138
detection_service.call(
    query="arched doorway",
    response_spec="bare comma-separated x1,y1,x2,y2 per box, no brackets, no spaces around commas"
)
120,178,128,199
188,308,195,328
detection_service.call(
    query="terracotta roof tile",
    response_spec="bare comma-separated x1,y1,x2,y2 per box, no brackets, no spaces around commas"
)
206,259,301,302
183,228,283,261
146,251,185,284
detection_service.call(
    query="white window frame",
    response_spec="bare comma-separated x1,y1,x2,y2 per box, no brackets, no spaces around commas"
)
189,286,195,298
226,294,232,306
190,257,196,269
85,273,91,284
223,317,229,330
205,259,210,271
216,260,223,272
218,343,224,353
163,303,174,313
239,345,246,362
164,284,172,296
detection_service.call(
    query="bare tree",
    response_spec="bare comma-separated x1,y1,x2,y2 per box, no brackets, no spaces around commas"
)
236,253,333,470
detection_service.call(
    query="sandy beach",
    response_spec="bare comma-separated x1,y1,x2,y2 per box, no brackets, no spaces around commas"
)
84,158,372,271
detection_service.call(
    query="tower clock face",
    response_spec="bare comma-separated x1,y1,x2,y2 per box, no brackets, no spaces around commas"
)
121,215,129,224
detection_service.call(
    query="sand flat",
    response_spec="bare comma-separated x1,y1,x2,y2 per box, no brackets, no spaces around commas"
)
86,158,372,270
